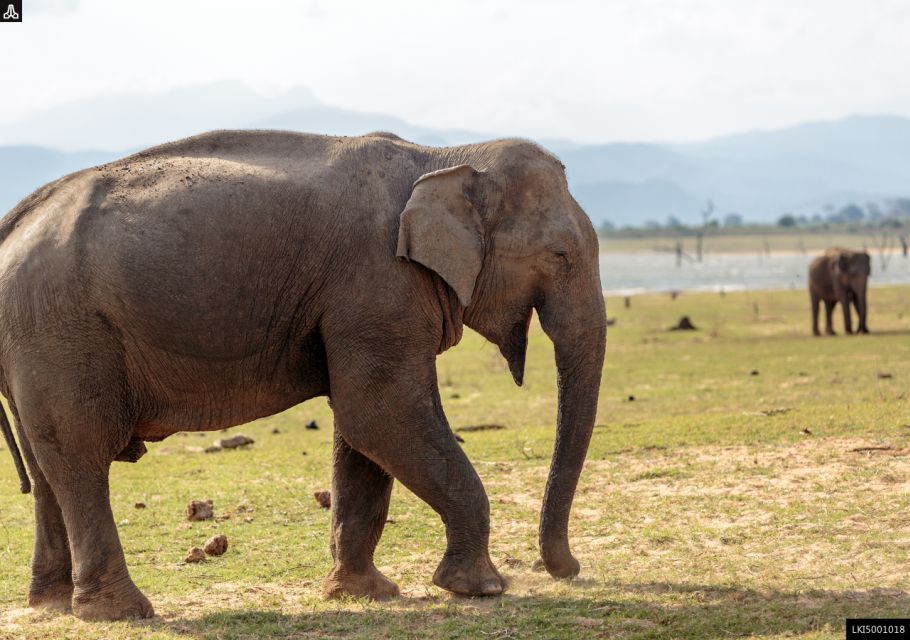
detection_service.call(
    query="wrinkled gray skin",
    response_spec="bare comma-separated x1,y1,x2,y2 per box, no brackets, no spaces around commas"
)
808,248,871,336
0,131,606,620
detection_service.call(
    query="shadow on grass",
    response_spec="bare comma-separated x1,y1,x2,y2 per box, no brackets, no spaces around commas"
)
135,582,910,639
861,329,910,337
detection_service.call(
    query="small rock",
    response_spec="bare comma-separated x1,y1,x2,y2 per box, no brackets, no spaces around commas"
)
243,516,254,523
271,428,281,434
216,435,255,449
134,502,146,509
301,451,308,456
305,420,319,430
801,428,812,436
751,370,760,376
204,534,229,556
314,491,331,509
627,395,636,402
878,372,894,379
185,547,205,563
204,445,222,454
186,500,214,521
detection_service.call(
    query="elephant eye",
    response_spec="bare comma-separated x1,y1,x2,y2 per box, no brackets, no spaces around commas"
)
550,249,572,269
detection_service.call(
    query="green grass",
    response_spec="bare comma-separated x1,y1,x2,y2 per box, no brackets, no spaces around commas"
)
1,285,909,638
600,230,886,253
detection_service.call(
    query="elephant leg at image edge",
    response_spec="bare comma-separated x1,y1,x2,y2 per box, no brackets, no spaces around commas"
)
23,423,154,620
13,409,75,611
10,341,154,621
323,427,399,599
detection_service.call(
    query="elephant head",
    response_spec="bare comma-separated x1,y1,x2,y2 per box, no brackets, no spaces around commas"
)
835,251,871,289
396,141,606,579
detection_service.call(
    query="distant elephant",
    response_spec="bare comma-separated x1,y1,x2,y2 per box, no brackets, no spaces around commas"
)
808,248,870,335
0,131,605,620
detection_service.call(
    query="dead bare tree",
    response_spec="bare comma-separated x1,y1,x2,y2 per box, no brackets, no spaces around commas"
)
695,199,714,262
869,228,896,271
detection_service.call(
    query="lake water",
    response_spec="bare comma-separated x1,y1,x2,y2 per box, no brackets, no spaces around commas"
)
600,251,910,296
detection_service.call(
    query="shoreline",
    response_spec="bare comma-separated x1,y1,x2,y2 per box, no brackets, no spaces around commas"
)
601,281,910,298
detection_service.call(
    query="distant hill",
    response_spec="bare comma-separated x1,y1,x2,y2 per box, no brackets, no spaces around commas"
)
558,115,910,225
1,83,908,225
0,146,118,212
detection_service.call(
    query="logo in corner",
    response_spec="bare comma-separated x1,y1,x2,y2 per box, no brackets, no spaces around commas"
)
2,1,21,22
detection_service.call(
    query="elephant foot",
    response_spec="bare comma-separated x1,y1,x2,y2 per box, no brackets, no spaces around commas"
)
72,580,154,621
433,552,505,597
825,329,836,336
323,565,400,600
28,580,74,612
859,327,870,334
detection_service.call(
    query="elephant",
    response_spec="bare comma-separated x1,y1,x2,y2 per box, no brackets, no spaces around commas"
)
808,248,871,336
0,130,606,620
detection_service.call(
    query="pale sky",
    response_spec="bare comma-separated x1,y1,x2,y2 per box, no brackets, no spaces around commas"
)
2,0,909,143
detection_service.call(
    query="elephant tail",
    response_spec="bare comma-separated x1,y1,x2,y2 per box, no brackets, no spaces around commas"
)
0,405,30,493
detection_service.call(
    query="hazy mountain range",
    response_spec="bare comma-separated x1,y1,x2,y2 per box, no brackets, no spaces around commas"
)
1,81,908,226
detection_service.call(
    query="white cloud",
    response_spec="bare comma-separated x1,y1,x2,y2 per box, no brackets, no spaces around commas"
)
1,0,909,143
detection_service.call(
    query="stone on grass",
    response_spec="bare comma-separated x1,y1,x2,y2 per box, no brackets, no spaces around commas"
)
185,547,205,563
314,491,331,509
186,500,214,521
204,534,229,556
216,435,255,449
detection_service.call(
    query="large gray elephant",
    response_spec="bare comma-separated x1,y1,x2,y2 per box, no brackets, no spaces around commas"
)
0,131,606,620
808,248,871,335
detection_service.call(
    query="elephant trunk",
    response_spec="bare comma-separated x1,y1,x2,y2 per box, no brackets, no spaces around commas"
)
537,283,606,578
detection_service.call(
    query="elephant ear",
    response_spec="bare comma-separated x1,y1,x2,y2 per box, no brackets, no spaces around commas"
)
837,254,850,273
396,165,484,307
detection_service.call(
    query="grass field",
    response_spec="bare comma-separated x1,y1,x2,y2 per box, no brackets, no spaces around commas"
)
601,231,897,254
1,286,909,639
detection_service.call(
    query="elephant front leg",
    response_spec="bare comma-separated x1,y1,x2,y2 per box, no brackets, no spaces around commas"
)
841,294,854,334
323,428,399,600
855,293,869,334
811,292,821,336
824,300,837,335
327,354,505,598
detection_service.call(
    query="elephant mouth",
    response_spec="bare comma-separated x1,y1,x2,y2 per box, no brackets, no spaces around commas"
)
501,307,533,386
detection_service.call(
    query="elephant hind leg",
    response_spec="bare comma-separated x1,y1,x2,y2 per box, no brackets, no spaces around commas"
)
323,428,399,600
12,408,74,611
10,338,153,621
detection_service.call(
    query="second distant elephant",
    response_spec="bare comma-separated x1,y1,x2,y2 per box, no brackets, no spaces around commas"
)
808,248,871,335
